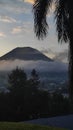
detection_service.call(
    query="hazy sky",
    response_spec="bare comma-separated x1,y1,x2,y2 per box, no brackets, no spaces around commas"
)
0,0,68,62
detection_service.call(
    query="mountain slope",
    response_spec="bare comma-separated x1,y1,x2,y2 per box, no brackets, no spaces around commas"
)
0,47,53,61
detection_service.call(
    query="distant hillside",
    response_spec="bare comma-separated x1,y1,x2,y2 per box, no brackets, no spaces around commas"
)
0,47,53,62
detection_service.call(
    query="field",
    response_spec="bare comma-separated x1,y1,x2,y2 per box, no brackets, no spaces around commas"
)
0,122,68,130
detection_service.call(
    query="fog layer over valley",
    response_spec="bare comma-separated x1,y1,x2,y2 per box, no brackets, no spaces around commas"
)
0,59,68,92
0,59,68,72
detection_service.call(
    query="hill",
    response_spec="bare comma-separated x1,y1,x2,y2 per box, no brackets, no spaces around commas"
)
0,47,53,61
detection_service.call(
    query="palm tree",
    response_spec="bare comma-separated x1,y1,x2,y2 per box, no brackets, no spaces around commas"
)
33,0,73,101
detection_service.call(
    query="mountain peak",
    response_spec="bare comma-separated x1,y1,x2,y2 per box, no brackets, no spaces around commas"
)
0,47,53,62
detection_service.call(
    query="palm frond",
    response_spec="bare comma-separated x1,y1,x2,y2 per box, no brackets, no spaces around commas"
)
55,0,69,43
33,0,53,39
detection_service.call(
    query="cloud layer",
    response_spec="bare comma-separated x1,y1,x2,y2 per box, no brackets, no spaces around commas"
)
0,60,68,72
53,49,68,63
0,15,16,23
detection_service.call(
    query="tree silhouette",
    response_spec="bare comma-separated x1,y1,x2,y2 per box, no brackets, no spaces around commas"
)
28,69,40,96
8,67,27,93
33,0,73,101
8,67,27,120
30,69,40,87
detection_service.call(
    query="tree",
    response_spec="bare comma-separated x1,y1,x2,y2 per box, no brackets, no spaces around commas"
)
28,69,40,98
8,67,27,120
33,0,73,101
7,68,41,120
8,67,27,93
30,69,40,88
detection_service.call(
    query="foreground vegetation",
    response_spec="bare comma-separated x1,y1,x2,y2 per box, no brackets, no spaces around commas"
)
0,68,72,121
0,122,67,130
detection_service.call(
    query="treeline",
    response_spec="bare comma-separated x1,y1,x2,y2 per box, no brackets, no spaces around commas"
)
0,67,71,121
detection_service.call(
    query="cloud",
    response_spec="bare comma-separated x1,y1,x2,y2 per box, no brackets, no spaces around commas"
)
41,48,68,63
0,59,68,72
0,32,6,37
41,48,55,58
12,26,22,34
11,23,33,34
0,0,31,14
24,0,34,4
41,48,54,54
53,49,68,63
7,6,30,14
0,15,16,23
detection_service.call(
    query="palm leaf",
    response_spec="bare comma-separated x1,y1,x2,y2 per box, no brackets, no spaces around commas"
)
55,0,69,43
33,0,53,39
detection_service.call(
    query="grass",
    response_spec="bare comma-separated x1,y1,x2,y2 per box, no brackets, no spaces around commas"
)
0,122,68,130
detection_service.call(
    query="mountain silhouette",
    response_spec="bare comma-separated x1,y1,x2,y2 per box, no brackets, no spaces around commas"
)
0,47,53,61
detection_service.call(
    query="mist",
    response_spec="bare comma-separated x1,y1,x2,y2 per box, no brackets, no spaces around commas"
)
0,59,68,72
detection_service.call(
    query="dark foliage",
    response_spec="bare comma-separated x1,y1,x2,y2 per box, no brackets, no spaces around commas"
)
33,0,70,42
33,0,52,39
0,68,71,121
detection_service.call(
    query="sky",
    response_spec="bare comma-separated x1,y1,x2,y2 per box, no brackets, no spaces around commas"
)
0,0,68,63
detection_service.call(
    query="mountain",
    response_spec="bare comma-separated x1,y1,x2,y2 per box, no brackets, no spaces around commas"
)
0,47,68,72
0,47,53,62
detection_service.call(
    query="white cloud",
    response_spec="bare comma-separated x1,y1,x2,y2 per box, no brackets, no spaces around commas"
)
12,26,22,34
41,48,55,58
0,15,16,23
0,60,68,72
11,23,33,34
53,49,68,63
0,32,6,37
